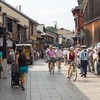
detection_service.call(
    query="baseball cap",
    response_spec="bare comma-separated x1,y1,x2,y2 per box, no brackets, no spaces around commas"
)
57,47,59,49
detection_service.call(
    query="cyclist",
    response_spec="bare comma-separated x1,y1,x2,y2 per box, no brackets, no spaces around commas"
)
67,47,77,78
47,45,57,72
55,47,63,69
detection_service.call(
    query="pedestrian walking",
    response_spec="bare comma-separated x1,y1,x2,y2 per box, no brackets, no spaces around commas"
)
63,48,68,66
93,47,98,75
16,48,28,90
0,51,4,88
41,49,44,59
88,48,93,72
97,48,100,76
80,45,89,77
93,47,100,76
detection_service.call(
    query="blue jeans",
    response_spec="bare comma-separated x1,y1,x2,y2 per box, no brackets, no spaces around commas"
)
80,65,83,74
97,61,100,75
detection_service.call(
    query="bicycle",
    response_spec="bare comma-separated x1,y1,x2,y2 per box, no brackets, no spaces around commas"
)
57,57,61,72
50,57,56,74
69,61,77,82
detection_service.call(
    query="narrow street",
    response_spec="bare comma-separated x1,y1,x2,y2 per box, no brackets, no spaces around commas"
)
0,59,100,100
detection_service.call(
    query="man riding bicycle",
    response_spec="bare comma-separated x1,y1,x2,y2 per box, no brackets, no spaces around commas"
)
47,45,57,72
55,47,63,69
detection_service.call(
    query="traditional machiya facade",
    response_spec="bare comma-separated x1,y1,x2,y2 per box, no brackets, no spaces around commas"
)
72,0,83,46
37,24,59,49
81,0,100,46
57,28,74,47
44,29,59,48
57,28,73,35
0,0,38,49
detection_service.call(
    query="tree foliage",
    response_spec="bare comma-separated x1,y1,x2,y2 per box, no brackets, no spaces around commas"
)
46,26,56,32
61,38,66,44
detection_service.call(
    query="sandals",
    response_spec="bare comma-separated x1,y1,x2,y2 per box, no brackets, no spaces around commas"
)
22,87,25,91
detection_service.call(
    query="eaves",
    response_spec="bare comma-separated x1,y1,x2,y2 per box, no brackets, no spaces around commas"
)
0,0,39,24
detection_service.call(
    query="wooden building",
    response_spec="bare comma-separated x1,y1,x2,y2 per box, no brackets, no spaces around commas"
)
81,0,100,46
37,24,59,49
72,1,83,45
0,0,39,49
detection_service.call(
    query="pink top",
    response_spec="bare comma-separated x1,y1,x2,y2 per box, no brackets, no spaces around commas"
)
47,49,55,57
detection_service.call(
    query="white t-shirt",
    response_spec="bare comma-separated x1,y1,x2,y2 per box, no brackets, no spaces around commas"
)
63,50,68,55
55,50,62,57
37,52,40,57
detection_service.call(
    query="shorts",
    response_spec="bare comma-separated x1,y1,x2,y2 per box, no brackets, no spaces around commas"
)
0,67,1,78
19,66,28,75
57,57,61,61
68,61,74,64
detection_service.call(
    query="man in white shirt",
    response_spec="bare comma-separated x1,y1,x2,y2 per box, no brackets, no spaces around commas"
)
55,47,63,69
63,48,68,66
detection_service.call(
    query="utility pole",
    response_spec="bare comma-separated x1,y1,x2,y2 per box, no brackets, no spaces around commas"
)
3,13,7,78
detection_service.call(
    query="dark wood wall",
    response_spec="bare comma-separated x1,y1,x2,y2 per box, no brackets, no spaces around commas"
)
84,0,100,23
83,0,100,46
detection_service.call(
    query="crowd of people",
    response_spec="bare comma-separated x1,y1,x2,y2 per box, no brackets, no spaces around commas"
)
34,49,44,61
0,44,100,90
44,44,100,78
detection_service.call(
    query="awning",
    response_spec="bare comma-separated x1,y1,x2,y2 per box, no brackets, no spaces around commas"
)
7,36,19,42
25,39,39,44
18,23,28,29
7,15,20,22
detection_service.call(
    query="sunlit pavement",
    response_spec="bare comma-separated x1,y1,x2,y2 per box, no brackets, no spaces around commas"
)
0,59,100,100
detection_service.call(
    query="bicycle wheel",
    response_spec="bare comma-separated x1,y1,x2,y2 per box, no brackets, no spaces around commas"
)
50,63,55,74
57,61,60,72
69,67,77,82
52,63,55,74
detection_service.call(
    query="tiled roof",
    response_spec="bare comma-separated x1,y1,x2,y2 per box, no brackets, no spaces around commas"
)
0,0,39,24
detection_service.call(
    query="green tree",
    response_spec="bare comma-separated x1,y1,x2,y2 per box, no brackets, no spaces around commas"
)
61,38,66,44
46,26,56,32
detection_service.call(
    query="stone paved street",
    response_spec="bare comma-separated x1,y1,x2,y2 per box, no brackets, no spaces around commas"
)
0,59,100,100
